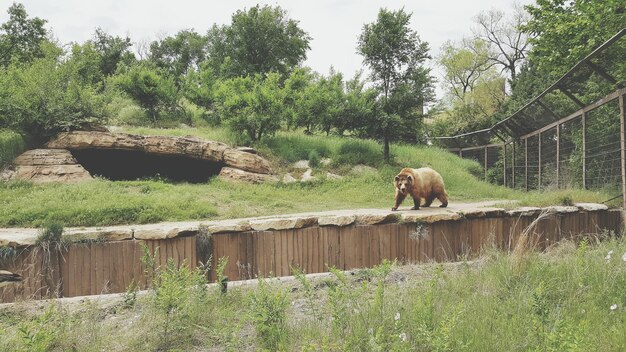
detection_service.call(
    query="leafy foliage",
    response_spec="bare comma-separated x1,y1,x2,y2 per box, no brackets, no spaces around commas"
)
206,5,311,78
214,72,286,142
113,63,180,124
0,3,48,68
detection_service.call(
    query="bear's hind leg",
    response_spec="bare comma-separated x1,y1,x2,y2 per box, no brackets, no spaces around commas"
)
437,192,448,208
423,195,435,207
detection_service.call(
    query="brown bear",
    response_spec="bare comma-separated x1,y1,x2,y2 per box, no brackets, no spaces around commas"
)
391,167,448,211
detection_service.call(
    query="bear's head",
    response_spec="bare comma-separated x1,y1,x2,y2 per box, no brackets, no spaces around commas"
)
394,173,413,196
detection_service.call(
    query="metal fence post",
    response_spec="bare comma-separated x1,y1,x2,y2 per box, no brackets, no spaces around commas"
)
538,133,542,189
484,146,488,182
503,143,507,187
619,95,626,210
512,140,516,188
582,112,587,189
525,137,528,191
556,124,560,188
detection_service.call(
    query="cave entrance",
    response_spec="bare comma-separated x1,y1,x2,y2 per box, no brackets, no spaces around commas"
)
71,149,223,183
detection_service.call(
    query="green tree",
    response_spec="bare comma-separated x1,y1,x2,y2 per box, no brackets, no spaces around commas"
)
214,72,286,142
439,38,493,100
335,72,379,136
205,5,311,78
0,3,48,68
91,28,135,77
149,29,207,88
113,64,179,124
357,8,433,160
294,71,345,134
0,45,106,143
522,0,626,78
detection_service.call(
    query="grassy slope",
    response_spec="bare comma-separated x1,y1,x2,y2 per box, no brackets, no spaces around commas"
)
0,126,613,227
1,235,625,351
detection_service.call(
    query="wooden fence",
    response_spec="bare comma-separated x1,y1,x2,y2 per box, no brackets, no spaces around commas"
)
1,209,622,303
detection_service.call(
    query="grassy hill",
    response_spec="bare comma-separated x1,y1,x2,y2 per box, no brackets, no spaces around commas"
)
0,126,613,228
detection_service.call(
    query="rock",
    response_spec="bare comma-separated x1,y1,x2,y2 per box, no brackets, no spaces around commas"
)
202,141,229,162
250,217,318,231
0,167,15,181
64,228,133,242
320,158,332,166
203,221,252,234
133,223,199,240
401,211,462,224
236,146,258,154
14,149,77,166
318,215,356,227
223,149,272,174
282,173,297,183
301,169,315,182
574,203,608,212
293,160,310,169
544,205,580,214
12,165,92,183
143,135,205,158
459,207,505,219
505,207,542,217
356,213,401,225
46,131,274,176
326,172,343,180
218,167,278,184
47,131,144,150
351,165,377,174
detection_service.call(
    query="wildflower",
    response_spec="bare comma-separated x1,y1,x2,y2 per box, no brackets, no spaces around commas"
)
395,312,401,321
622,252,626,262
610,304,618,311
368,328,374,335
605,250,614,261
399,332,407,342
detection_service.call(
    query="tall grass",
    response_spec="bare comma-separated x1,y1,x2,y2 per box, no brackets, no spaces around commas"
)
2,234,626,351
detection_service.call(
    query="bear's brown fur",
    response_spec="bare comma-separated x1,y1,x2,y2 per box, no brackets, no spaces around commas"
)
392,167,448,211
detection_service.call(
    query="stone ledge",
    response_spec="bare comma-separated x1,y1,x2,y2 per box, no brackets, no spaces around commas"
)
0,203,615,247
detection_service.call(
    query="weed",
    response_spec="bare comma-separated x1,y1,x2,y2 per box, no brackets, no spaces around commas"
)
17,304,60,352
123,280,139,308
249,278,289,351
216,256,229,294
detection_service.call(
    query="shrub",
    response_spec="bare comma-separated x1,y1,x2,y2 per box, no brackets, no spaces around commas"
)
308,150,320,168
112,63,180,124
0,130,25,168
334,139,385,167
214,72,286,143
0,45,107,143
259,134,332,162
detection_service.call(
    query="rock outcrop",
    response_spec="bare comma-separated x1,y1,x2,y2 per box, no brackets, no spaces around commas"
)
5,131,275,183
8,149,91,183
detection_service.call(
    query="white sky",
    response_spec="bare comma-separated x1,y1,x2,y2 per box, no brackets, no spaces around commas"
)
0,0,533,98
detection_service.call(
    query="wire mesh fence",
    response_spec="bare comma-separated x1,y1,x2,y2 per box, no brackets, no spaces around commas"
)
435,28,626,208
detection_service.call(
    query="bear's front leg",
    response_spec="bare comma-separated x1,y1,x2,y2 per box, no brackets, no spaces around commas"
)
392,189,406,211
410,196,420,210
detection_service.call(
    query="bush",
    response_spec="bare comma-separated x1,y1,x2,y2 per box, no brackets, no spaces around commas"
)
308,150,320,168
112,63,180,124
259,134,332,162
334,139,385,167
0,130,25,168
214,72,286,143
0,45,107,143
